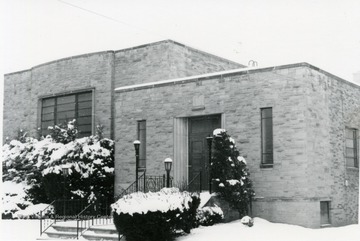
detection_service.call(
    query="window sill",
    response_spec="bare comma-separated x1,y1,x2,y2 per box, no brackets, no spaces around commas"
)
260,164,273,169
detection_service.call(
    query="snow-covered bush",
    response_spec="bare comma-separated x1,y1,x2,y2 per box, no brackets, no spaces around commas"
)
111,188,200,241
211,129,255,217
2,181,32,219
48,119,78,144
196,205,224,226
2,121,114,207
15,203,54,219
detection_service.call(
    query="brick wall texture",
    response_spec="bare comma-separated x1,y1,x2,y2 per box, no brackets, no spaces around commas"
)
114,64,359,228
113,40,243,87
3,40,359,229
3,40,242,141
3,52,115,139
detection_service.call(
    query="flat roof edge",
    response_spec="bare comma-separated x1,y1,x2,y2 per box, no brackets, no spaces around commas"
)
5,39,245,76
115,62,359,93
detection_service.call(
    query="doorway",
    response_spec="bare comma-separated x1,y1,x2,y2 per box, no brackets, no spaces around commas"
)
188,114,221,191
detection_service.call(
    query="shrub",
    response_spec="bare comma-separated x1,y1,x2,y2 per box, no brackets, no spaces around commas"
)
211,129,255,217
112,188,200,241
2,181,32,219
2,121,114,207
14,203,54,219
196,205,224,226
48,119,78,144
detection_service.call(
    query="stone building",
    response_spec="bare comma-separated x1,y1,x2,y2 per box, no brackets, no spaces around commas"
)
3,40,359,228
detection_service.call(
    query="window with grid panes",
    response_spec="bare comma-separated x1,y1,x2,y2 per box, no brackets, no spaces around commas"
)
261,107,273,167
345,127,358,168
41,91,92,137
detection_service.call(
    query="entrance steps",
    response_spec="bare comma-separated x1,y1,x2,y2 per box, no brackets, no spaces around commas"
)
38,221,121,240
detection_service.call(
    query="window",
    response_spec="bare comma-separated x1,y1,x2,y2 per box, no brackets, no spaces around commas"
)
261,108,273,167
137,120,146,169
41,91,92,137
345,128,358,168
320,201,331,225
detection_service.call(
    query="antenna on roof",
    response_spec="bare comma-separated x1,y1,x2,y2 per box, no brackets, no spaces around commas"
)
248,60,258,67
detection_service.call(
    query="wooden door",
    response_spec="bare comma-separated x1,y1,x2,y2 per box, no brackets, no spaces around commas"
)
188,115,221,191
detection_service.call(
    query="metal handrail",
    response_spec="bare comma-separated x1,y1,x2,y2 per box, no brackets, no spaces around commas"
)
40,200,56,235
114,172,174,201
75,198,113,239
76,202,93,239
114,172,146,201
187,171,202,193
39,198,98,238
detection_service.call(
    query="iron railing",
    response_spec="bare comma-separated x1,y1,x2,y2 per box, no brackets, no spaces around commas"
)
186,171,202,193
39,198,112,237
53,199,89,218
76,198,112,239
40,200,56,235
115,172,173,201
40,199,87,236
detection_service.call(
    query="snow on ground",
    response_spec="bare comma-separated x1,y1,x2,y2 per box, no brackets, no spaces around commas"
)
1,217,359,241
178,218,360,241
1,219,39,241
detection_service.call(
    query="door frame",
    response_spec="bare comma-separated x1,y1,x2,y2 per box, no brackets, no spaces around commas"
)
173,113,225,187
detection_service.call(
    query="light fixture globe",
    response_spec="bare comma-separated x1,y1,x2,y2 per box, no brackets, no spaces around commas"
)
164,158,173,172
133,140,140,152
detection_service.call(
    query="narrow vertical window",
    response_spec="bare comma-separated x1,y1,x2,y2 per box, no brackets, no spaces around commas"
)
345,127,358,168
320,201,331,225
137,120,146,169
261,108,273,167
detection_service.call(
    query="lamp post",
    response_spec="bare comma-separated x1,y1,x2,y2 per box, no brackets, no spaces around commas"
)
206,136,213,193
61,164,70,218
164,158,173,188
134,140,140,192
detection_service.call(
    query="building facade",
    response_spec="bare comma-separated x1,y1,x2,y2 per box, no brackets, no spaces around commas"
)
3,40,359,228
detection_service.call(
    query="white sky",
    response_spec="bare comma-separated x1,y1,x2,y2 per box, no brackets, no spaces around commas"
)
2,0,360,138
1,0,360,81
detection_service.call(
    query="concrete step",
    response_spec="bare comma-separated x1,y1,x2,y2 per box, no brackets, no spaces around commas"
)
40,221,120,240
89,225,118,235
44,230,77,239
82,232,121,241
51,224,86,233
82,224,120,241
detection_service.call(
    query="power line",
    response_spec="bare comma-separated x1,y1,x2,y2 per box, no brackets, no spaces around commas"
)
56,0,248,64
57,0,168,39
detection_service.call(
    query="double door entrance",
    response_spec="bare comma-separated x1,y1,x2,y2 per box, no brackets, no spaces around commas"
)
188,115,221,191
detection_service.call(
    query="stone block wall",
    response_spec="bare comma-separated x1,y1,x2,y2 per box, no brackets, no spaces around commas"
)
3,40,242,141
253,199,320,228
3,51,114,140
296,67,359,226
114,40,243,88
114,65,309,196
114,63,359,227
327,73,359,226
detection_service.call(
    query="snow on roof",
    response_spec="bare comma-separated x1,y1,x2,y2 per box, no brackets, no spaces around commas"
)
114,65,263,92
115,62,355,93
